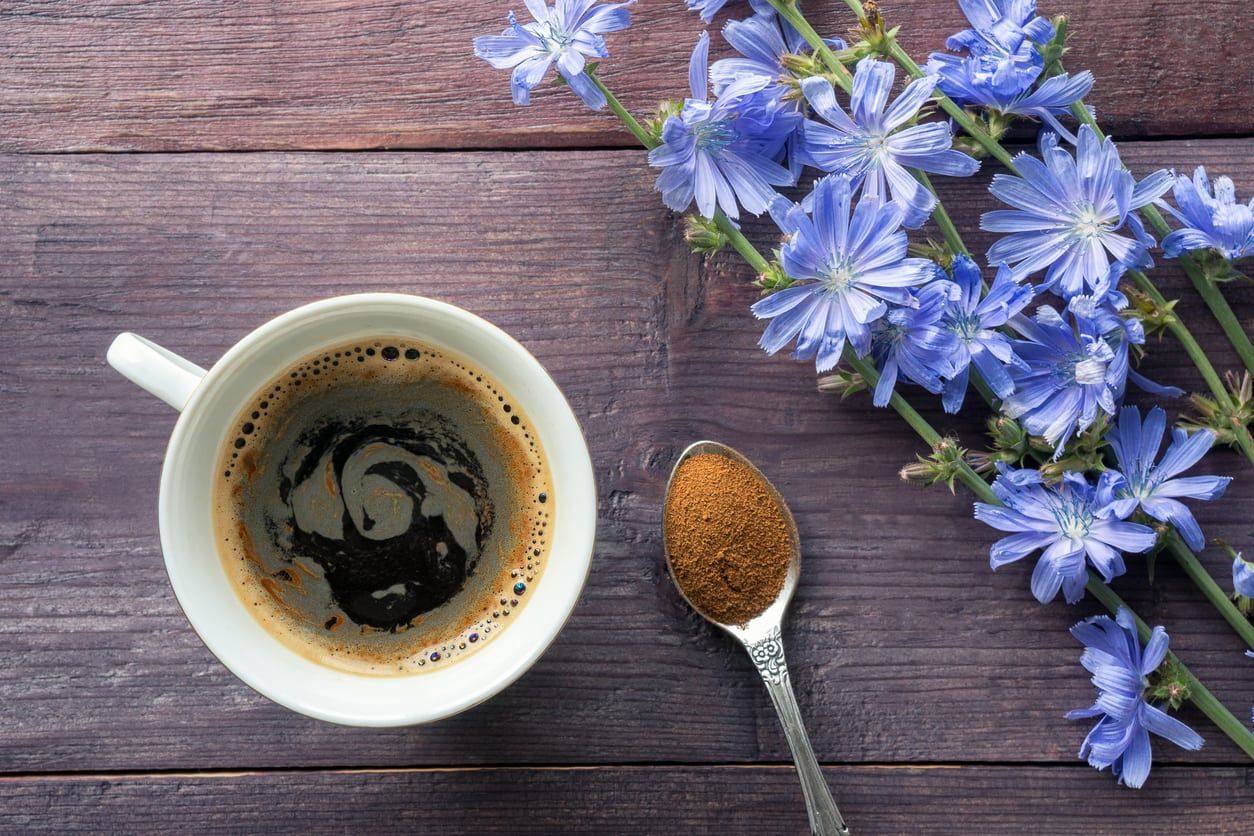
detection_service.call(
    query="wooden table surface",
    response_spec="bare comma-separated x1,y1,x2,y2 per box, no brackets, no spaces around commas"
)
1,1,1252,833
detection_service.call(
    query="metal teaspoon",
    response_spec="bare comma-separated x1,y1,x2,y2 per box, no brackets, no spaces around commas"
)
663,440,851,836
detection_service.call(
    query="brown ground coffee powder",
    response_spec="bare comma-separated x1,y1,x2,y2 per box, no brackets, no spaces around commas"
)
664,452,793,625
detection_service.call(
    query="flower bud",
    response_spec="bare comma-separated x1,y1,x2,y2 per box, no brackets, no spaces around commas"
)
1146,657,1191,711
684,215,729,255
987,415,1029,461
644,99,683,145
1180,371,1253,449
899,436,971,493
817,369,866,399
756,261,795,293
779,52,826,77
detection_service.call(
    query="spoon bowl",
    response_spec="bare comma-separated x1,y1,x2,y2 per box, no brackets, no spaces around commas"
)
662,441,801,642
663,440,851,836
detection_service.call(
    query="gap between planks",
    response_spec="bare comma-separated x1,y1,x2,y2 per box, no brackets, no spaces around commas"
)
2,760,1248,784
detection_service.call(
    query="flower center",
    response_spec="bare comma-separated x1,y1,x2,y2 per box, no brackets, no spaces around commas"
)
1052,497,1094,540
864,131,890,160
819,258,859,293
876,320,906,348
1067,338,1114,386
1072,355,1107,384
1071,205,1112,240
537,22,574,52
693,119,737,153
947,309,982,341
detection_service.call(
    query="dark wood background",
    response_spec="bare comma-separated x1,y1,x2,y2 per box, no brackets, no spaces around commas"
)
1,1,1251,833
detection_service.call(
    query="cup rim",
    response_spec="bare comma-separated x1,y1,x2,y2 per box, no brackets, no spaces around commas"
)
157,293,596,726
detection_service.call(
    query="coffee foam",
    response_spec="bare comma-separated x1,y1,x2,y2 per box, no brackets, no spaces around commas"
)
214,338,552,676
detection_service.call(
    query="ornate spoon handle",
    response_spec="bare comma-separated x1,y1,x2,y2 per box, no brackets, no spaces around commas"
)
746,627,851,836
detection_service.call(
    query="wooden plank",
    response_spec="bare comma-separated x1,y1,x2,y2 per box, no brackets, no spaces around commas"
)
0,1,1249,153
2,765,1252,834
0,141,1252,773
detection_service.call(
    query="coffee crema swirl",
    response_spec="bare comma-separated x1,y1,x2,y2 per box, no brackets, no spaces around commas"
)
214,338,553,676
284,417,492,630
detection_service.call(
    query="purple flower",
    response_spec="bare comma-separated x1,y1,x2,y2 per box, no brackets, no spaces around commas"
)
927,54,1093,142
1159,166,1254,261
1067,608,1203,789
1002,302,1127,452
1233,551,1254,598
711,12,808,96
685,0,773,24
751,175,935,371
799,59,980,228
649,32,799,220
975,466,1156,604
473,0,634,109
871,280,963,407
982,127,1173,298
946,0,1055,57
940,256,1034,413
711,12,845,181
1105,406,1230,551
931,0,1056,118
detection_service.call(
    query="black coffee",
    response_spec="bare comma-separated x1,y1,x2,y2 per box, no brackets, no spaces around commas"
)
214,338,552,675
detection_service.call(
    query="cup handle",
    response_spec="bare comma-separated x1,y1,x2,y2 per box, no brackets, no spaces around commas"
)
107,333,208,412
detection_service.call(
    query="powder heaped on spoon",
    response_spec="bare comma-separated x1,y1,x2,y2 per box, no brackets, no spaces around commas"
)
664,453,793,625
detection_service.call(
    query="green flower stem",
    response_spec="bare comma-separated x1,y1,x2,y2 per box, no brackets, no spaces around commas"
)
767,2,850,91
1067,101,1254,376
915,171,970,256
592,75,656,149
717,211,771,273
970,368,999,407
1164,536,1254,649
587,72,1254,756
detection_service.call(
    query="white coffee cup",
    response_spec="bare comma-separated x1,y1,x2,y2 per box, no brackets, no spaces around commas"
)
107,293,596,726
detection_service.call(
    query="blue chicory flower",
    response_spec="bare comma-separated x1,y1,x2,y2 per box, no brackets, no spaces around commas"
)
1066,284,1183,401
1067,608,1204,789
711,11,809,96
1159,166,1254,261
982,126,1173,298
946,0,1055,56
975,466,1157,604
1233,551,1254,598
649,32,799,220
935,0,1055,105
686,0,773,24
871,280,963,407
927,54,1094,142
750,175,936,371
710,13,845,181
473,0,634,109
799,59,980,228
940,256,1034,413
1105,406,1231,551
1002,301,1129,452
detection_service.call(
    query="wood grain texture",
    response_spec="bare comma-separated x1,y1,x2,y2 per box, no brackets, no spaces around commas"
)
1,142,1252,774
0,0,1249,153
2,765,1252,834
